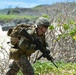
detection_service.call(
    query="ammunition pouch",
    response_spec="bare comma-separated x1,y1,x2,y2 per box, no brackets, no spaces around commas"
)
10,37,19,45
18,37,30,50
18,37,36,56
9,48,22,60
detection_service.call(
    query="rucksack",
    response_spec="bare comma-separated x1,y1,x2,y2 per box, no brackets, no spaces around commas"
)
7,23,34,46
7,23,36,60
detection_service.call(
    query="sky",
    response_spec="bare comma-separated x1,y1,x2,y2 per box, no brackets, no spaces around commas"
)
0,0,76,9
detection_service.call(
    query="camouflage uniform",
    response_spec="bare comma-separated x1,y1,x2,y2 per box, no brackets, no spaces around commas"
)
6,56,34,75
6,17,50,75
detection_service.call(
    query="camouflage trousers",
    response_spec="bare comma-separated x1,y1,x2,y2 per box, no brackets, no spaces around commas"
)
6,55,34,75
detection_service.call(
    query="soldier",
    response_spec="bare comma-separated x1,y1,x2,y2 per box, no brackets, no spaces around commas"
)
6,17,50,75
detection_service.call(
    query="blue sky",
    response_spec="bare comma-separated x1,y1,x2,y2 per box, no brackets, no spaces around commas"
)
0,0,76,9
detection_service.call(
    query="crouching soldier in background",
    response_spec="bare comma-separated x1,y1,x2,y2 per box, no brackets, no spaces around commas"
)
6,17,50,75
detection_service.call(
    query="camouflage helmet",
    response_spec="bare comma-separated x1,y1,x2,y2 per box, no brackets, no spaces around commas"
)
35,17,50,27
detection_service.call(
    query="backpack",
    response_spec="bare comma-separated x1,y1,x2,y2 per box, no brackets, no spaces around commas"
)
7,23,36,60
7,23,33,46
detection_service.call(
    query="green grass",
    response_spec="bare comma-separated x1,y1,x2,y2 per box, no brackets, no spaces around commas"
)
0,14,38,21
17,61,76,75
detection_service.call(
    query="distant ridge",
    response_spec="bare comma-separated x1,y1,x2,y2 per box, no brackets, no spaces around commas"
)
0,2,76,17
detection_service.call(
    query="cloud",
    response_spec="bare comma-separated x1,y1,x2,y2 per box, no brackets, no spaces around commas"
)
0,0,75,9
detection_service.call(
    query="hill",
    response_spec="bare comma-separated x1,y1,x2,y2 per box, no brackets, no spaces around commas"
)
0,2,76,17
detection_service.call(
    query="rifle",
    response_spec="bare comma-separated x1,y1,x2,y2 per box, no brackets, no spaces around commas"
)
33,53,58,68
19,28,58,68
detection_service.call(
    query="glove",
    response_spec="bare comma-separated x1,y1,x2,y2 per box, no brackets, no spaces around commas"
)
45,49,50,54
46,54,54,61
43,49,54,61
43,49,50,57
33,38,43,50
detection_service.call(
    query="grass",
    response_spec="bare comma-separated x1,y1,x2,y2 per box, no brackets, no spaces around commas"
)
0,14,38,22
33,61,76,75
17,61,76,75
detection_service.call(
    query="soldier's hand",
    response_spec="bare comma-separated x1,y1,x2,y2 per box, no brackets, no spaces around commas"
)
33,38,42,49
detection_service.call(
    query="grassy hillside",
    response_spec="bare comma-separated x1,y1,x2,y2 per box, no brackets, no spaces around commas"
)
0,2,76,17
